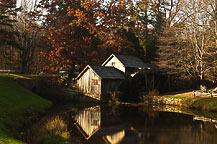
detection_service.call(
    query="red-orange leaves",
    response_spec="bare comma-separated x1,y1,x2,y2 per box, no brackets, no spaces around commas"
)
74,9,86,26
38,0,142,73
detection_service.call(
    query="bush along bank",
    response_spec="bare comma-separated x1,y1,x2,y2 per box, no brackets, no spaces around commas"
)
0,74,52,144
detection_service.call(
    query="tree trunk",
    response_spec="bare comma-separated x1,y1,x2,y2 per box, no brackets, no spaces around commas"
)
21,62,28,74
66,64,75,87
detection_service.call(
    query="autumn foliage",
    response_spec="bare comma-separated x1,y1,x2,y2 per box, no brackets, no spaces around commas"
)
0,0,216,86
38,0,144,74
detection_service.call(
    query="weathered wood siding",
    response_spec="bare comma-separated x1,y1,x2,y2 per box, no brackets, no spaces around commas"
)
104,57,125,73
77,69,101,100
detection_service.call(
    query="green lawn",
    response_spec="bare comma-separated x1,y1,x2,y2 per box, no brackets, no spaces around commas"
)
0,74,52,144
186,97,217,111
162,91,217,111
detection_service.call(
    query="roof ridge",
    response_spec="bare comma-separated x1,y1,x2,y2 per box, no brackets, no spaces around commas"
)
113,53,138,57
82,65,125,79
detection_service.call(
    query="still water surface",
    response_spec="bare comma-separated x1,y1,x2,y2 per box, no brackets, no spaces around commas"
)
22,105,217,144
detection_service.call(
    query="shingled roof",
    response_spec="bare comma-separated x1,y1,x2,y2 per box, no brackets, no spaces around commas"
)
102,54,148,68
77,65,125,80
115,54,146,68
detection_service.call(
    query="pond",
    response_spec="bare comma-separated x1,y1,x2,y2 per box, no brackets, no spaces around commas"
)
21,104,217,144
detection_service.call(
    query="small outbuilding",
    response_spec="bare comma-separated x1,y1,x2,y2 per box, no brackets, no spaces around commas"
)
76,65,125,101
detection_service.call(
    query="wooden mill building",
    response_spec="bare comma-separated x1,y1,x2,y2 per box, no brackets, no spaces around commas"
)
76,65,125,101
76,54,158,101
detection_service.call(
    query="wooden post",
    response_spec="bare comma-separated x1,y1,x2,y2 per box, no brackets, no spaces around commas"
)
152,74,155,89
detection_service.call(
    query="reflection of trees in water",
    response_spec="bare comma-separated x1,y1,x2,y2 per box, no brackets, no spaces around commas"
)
125,120,217,144
22,105,217,144
117,106,217,144
22,113,71,144
190,122,217,144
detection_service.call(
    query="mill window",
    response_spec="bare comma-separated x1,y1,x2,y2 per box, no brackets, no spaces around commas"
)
93,79,98,85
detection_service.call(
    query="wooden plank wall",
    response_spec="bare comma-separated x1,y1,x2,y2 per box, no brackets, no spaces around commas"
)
104,57,125,73
77,68,101,100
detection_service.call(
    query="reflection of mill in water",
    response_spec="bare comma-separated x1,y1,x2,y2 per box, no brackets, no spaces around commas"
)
74,106,101,140
74,105,125,144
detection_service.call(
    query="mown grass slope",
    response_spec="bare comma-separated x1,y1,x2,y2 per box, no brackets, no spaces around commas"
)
162,91,217,111
0,74,52,144
186,97,217,111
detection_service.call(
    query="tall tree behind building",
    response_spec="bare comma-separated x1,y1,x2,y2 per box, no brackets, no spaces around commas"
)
156,0,217,83
36,0,145,76
130,0,169,62
0,0,18,70
13,0,42,73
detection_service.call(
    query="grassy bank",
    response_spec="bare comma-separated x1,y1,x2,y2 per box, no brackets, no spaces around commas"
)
186,97,217,111
162,91,217,111
0,74,52,144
